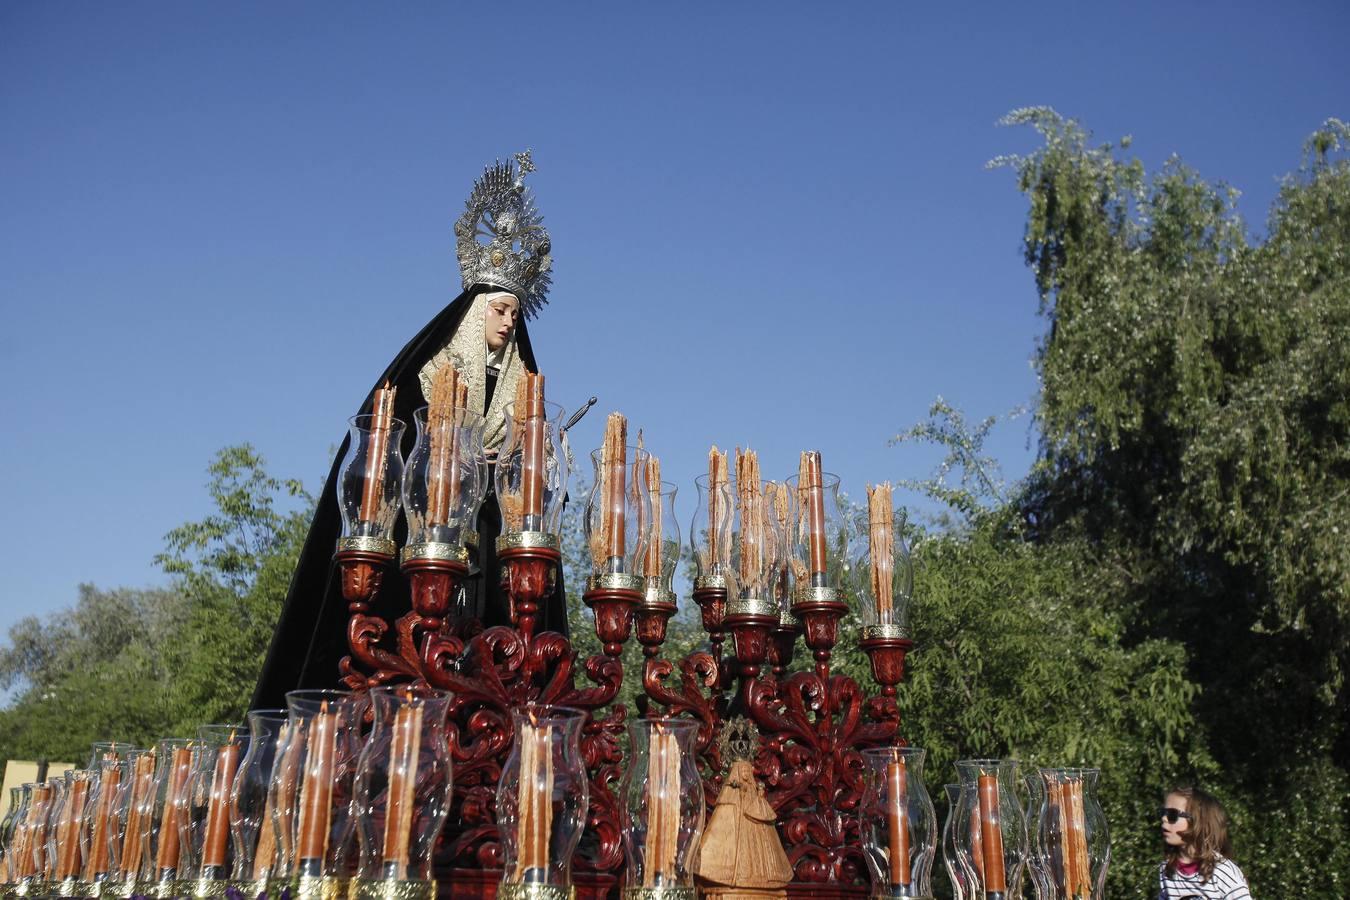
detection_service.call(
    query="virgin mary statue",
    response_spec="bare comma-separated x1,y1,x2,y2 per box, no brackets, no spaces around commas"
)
252,151,566,709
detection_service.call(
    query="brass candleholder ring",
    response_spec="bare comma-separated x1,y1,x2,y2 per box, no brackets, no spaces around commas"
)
189,877,230,897
399,541,469,564
693,574,729,591
496,884,576,900
623,888,696,900
346,877,438,900
584,572,644,592
294,874,348,900
496,530,561,552
726,596,778,618
337,536,397,556
792,585,840,606
55,877,93,897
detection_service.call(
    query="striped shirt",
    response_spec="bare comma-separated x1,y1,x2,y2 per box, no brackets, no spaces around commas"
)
1157,857,1252,899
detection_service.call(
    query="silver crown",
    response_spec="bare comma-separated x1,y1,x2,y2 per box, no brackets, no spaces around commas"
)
453,150,553,319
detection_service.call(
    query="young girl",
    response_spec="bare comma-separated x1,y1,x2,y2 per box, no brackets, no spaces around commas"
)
1158,786,1253,899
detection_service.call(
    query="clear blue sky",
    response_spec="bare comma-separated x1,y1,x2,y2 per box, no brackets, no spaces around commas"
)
2,1,1346,637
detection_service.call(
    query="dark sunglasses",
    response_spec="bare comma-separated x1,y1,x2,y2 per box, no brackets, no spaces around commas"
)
1159,807,1193,824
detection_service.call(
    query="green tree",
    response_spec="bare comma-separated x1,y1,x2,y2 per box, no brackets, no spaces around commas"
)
0,585,191,758
827,402,1208,898
992,109,1350,897
0,445,311,759
154,444,312,731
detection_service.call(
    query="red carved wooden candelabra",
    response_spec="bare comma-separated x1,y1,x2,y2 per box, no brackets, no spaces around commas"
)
335,537,911,900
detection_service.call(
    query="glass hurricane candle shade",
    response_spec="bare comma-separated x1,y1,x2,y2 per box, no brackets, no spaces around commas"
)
80,746,135,882
691,474,735,589
179,725,248,882
497,400,570,537
858,508,913,638
275,690,366,881
785,471,850,593
496,705,589,895
942,783,975,900
338,413,408,543
6,784,36,883
143,738,201,883
403,406,488,547
349,686,454,891
729,481,783,606
1022,774,1049,900
50,769,94,883
764,481,797,615
620,719,705,900
860,747,936,900
1036,769,1109,900
0,785,19,876
583,446,651,578
644,482,682,599
952,760,1027,900
112,748,157,884
230,709,288,883
41,774,70,881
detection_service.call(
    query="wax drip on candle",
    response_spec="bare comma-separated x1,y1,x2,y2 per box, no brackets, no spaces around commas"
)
644,454,663,579
797,451,828,586
707,447,730,574
590,413,628,572
359,384,398,526
631,430,647,574
521,372,547,530
514,714,554,883
382,690,423,880
868,483,896,624
735,449,764,595
427,364,469,528
643,723,681,886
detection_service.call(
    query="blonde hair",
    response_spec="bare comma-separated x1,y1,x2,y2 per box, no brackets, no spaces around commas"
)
1163,786,1233,882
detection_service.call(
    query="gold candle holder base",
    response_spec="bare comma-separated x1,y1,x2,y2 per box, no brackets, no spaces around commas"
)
293,875,347,900
400,541,469,564
791,585,840,605
264,876,299,900
496,885,576,900
496,531,560,552
725,596,778,618
624,888,696,900
337,536,397,556
346,878,437,900
584,573,644,592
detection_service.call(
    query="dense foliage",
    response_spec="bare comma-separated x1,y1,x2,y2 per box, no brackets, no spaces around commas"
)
0,446,311,757
2,112,1346,897
990,110,1349,896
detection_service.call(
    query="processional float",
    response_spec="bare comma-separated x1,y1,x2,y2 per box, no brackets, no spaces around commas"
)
0,151,1113,900
0,373,1112,900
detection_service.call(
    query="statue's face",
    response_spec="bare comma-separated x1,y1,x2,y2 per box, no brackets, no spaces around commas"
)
485,294,520,351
